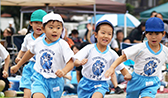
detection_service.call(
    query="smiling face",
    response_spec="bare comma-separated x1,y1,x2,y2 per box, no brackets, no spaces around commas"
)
42,21,63,43
146,32,165,47
95,24,113,47
30,21,43,38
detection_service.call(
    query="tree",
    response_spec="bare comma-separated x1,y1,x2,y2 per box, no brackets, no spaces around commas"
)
126,3,134,15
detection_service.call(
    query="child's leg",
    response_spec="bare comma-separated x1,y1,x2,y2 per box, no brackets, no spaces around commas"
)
23,88,31,98
33,92,45,98
142,97,151,98
0,80,5,91
92,92,103,98
110,72,118,88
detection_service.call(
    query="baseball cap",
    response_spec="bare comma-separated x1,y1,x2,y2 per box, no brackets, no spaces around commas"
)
42,12,64,27
95,20,114,32
30,9,47,22
145,17,164,32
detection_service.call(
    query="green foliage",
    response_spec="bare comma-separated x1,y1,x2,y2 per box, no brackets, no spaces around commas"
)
126,3,134,14
159,0,168,4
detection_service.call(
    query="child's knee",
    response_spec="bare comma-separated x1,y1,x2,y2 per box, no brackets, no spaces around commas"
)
0,80,5,91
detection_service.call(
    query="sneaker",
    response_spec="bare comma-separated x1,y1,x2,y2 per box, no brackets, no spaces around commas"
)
106,87,111,94
115,86,124,94
0,92,4,97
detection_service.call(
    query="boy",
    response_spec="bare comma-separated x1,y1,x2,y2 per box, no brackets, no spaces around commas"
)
11,12,74,98
74,20,131,98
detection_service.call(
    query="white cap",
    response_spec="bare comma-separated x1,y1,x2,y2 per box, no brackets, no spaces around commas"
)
42,12,64,27
18,28,27,35
9,21,13,24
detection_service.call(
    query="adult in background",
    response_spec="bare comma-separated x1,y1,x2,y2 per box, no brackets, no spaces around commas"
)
8,21,15,34
69,29,83,47
125,21,146,43
156,13,168,44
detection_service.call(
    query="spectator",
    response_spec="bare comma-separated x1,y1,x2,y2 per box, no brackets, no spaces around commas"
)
75,42,90,83
115,30,124,49
2,28,13,39
150,11,157,17
126,21,146,43
85,23,95,43
63,28,74,48
156,13,168,44
8,21,15,34
69,29,83,47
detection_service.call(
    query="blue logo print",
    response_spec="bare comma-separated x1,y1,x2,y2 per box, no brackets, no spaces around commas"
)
92,60,105,77
144,60,157,76
40,52,53,70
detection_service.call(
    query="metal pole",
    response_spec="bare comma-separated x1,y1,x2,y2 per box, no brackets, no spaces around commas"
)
0,0,1,39
20,12,23,30
94,4,96,25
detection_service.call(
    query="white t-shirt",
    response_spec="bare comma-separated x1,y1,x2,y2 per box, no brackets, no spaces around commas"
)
30,37,74,78
123,41,168,80
109,39,119,49
0,43,9,60
73,44,125,81
21,32,45,61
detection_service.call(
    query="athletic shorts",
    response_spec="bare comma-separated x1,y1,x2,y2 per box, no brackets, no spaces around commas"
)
77,77,109,98
20,61,35,90
126,72,161,98
31,72,64,98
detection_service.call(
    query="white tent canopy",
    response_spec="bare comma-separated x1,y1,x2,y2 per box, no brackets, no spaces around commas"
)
1,0,95,6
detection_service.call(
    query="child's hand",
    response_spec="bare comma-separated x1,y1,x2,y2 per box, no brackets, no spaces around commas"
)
55,69,65,78
105,68,115,78
15,57,21,64
2,70,8,78
10,65,19,74
80,59,88,65
124,73,132,81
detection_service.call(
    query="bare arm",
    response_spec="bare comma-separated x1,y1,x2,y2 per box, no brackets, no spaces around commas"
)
2,54,10,78
15,50,26,63
105,54,127,78
74,59,88,67
10,50,34,74
55,58,74,77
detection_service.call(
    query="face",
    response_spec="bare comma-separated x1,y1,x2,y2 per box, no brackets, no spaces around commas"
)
72,46,79,54
157,14,163,21
146,32,165,47
3,29,9,37
151,12,157,17
42,21,63,43
117,32,124,42
95,24,113,47
30,21,43,37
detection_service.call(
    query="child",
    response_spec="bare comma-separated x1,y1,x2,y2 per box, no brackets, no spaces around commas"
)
11,12,74,98
13,9,47,98
0,43,10,92
105,17,168,98
73,20,131,98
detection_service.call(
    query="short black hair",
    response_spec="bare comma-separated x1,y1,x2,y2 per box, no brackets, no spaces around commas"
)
150,11,157,17
71,29,79,35
116,30,123,36
43,20,63,28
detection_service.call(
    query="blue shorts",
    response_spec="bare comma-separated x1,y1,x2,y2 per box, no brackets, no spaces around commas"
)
126,72,161,98
31,72,64,98
20,61,35,90
77,77,109,98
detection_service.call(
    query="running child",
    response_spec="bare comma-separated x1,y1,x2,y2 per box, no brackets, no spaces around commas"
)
11,12,74,98
105,17,168,98
12,9,47,98
74,20,131,98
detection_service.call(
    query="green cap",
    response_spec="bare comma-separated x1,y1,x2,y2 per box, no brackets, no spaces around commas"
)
30,9,47,22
